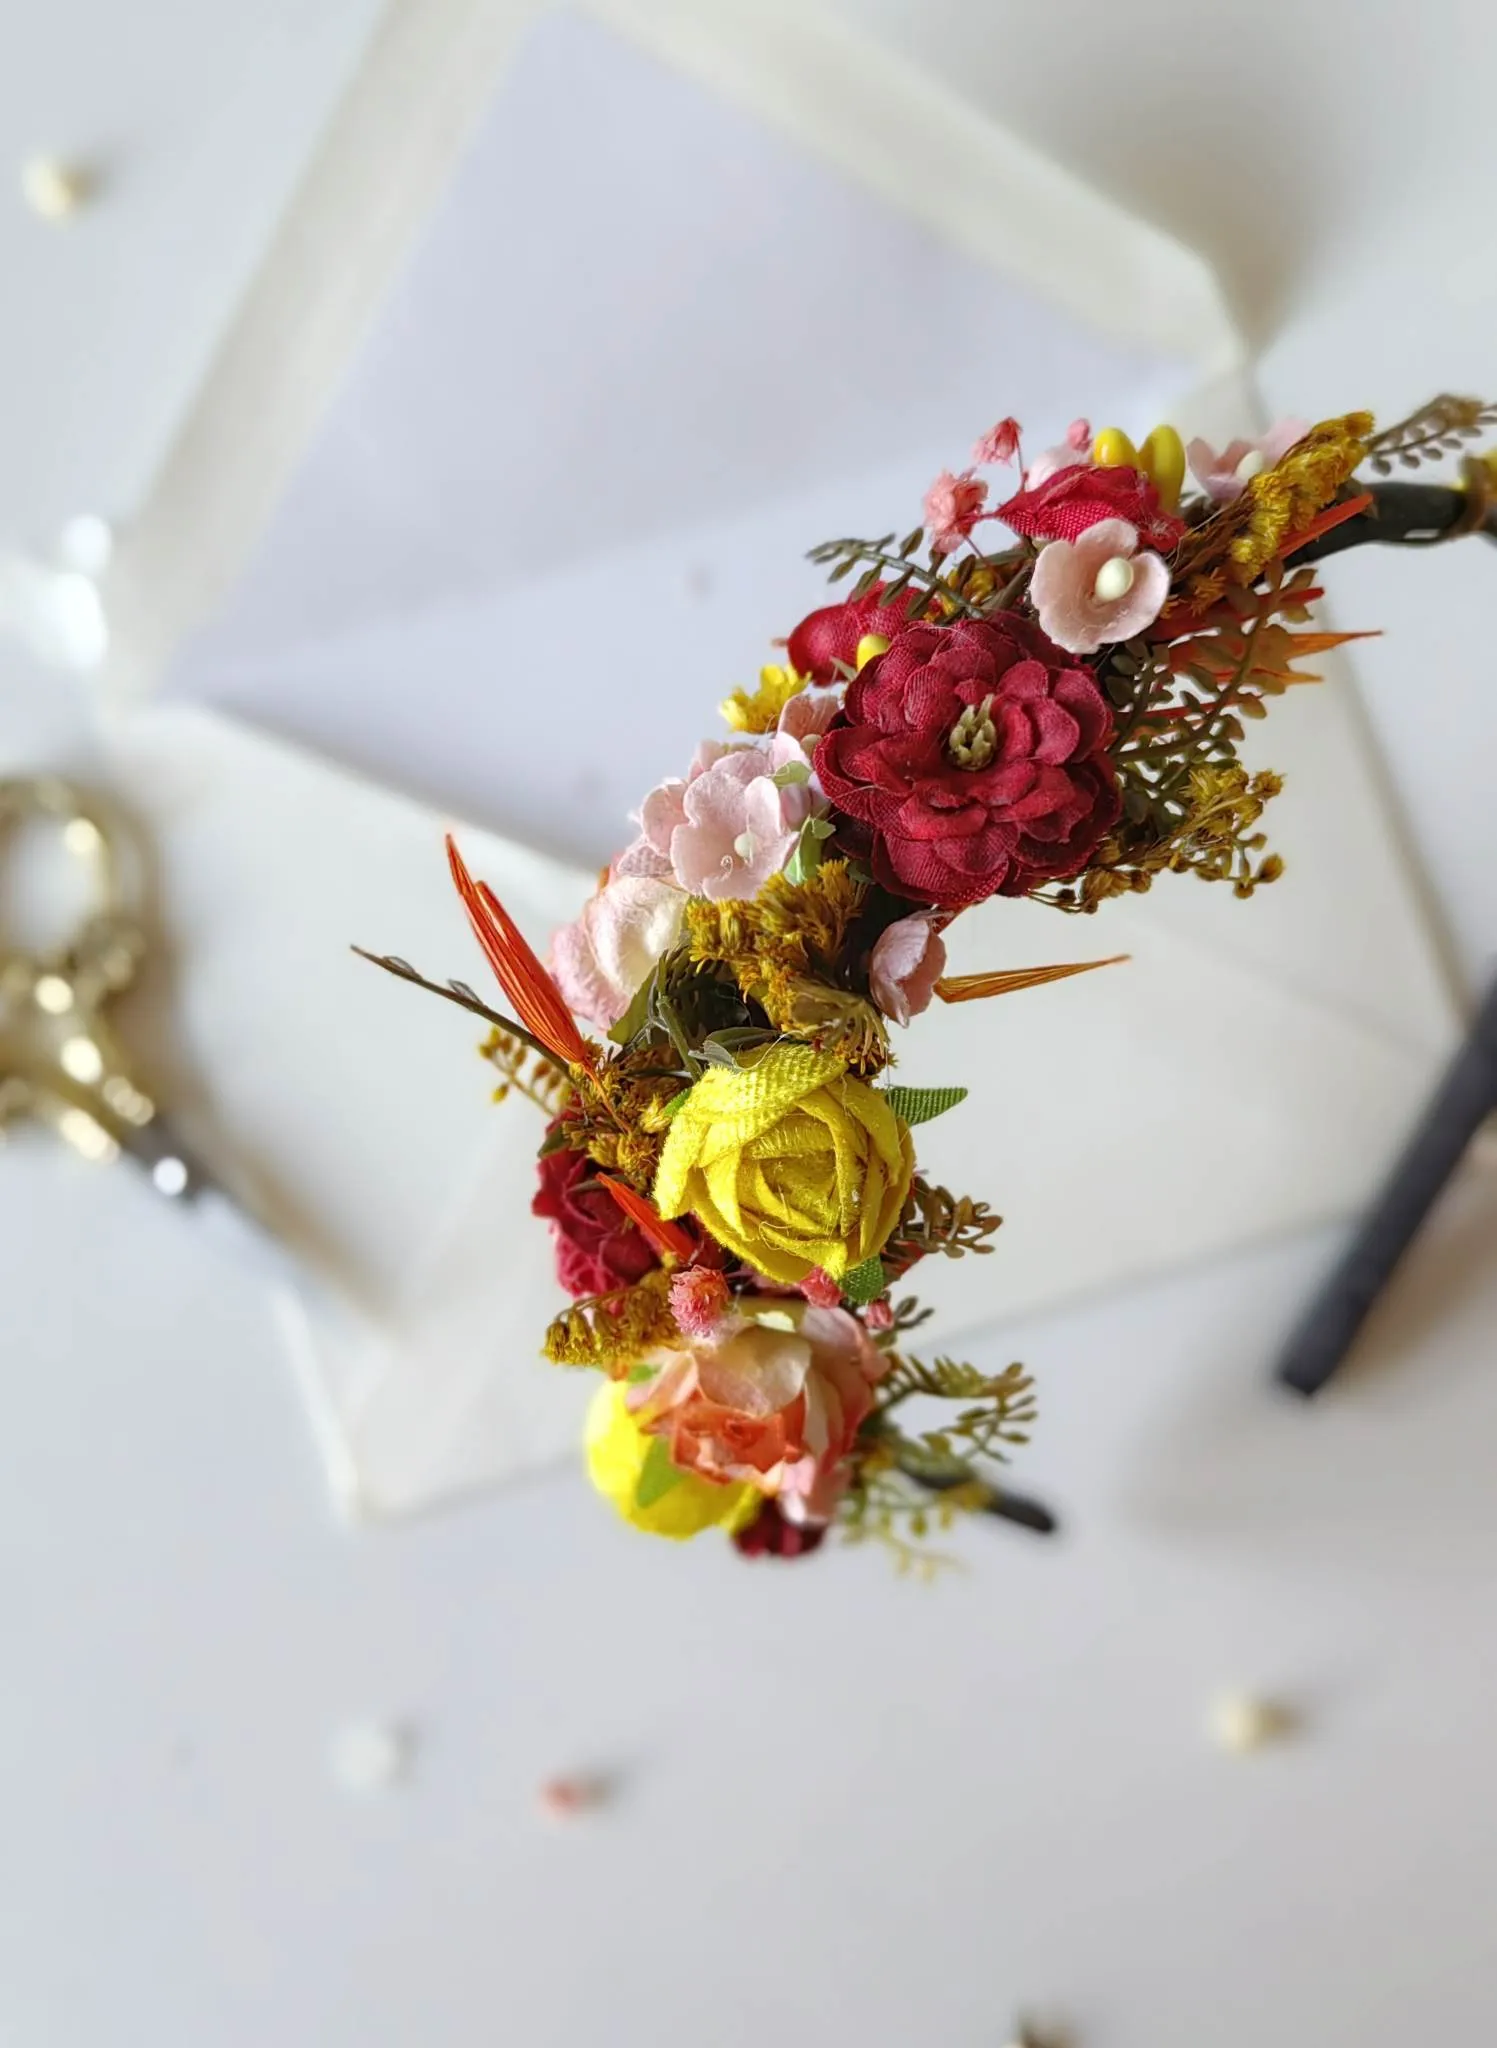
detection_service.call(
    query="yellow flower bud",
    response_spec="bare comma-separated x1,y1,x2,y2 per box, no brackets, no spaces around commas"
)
584,1379,757,1539
1091,426,1138,470
854,632,891,669
1138,424,1186,509
652,1042,915,1285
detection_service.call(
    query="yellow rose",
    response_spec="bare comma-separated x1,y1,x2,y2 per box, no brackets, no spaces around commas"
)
651,1043,915,1285
584,1380,757,1540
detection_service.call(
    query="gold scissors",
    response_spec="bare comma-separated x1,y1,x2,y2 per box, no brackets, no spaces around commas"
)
0,774,238,1215
0,773,385,1373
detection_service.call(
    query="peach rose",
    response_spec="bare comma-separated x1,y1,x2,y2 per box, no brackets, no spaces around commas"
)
630,1303,888,1523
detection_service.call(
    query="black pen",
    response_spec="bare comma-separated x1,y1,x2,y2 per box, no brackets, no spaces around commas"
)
1276,971,1497,1396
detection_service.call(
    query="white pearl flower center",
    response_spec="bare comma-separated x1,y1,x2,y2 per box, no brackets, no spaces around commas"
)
1234,447,1267,482
1092,555,1136,603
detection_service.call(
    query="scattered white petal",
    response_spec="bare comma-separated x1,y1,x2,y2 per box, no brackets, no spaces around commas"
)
330,1719,415,1794
0,554,108,670
1209,1691,1294,1753
21,156,91,220
57,514,113,578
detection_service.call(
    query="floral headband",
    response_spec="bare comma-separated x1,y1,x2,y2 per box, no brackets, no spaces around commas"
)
363,394,1495,1569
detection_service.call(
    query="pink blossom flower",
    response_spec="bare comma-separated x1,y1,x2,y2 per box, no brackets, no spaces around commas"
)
868,913,947,1027
923,468,988,555
864,1298,895,1333
971,416,1022,467
637,733,824,900
775,685,842,750
629,1304,888,1522
609,834,673,880
1029,515,1170,655
550,873,685,1028
669,1266,731,1340
1186,419,1309,504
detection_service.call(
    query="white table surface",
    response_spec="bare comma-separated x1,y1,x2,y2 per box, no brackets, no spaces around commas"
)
6,647,1497,2048
3,4,1497,2043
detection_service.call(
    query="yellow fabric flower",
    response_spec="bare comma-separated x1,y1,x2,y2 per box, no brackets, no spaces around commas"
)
651,1043,915,1284
584,1380,757,1539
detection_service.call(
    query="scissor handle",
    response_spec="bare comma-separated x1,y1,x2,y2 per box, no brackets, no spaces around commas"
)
0,775,143,1007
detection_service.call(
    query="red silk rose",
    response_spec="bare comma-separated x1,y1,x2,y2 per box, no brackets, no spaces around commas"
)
814,614,1120,909
532,1140,663,1299
786,587,923,683
996,463,1185,552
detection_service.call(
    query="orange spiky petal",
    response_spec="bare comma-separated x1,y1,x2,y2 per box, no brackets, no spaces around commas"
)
598,1174,697,1263
935,956,1129,1004
1282,489,1374,557
446,835,594,1069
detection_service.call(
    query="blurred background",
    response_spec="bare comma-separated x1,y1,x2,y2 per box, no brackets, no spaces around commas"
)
0,4,1494,2044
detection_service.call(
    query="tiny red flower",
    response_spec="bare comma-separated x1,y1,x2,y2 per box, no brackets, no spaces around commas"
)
732,1497,829,1560
996,462,1184,552
669,1266,732,1339
798,1267,842,1308
972,416,1022,466
923,468,988,555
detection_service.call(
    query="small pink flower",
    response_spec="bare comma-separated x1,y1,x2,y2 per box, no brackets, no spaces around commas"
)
636,735,823,901
669,1267,731,1340
1029,515,1170,655
864,1298,895,1333
923,468,987,556
1186,419,1309,505
971,416,1022,467
868,913,947,1027
798,1268,842,1308
551,874,685,1028
1066,416,1092,451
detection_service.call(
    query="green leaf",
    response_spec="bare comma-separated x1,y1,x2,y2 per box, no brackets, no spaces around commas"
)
627,1364,658,1383
880,1084,969,1126
841,1255,888,1305
659,1089,691,1120
608,964,659,1046
769,758,811,788
635,1436,684,1509
784,815,836,885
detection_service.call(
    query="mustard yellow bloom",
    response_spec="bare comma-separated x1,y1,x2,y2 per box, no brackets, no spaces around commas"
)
651,1043,915,1284
720,664,807,735
584,1379,756,1539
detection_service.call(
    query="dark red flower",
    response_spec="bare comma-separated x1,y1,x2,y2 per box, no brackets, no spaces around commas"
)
996,463,1185,552
532,1140,662,1299
814,614,1120,908
732,1498,829,1560
786,587,924,684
